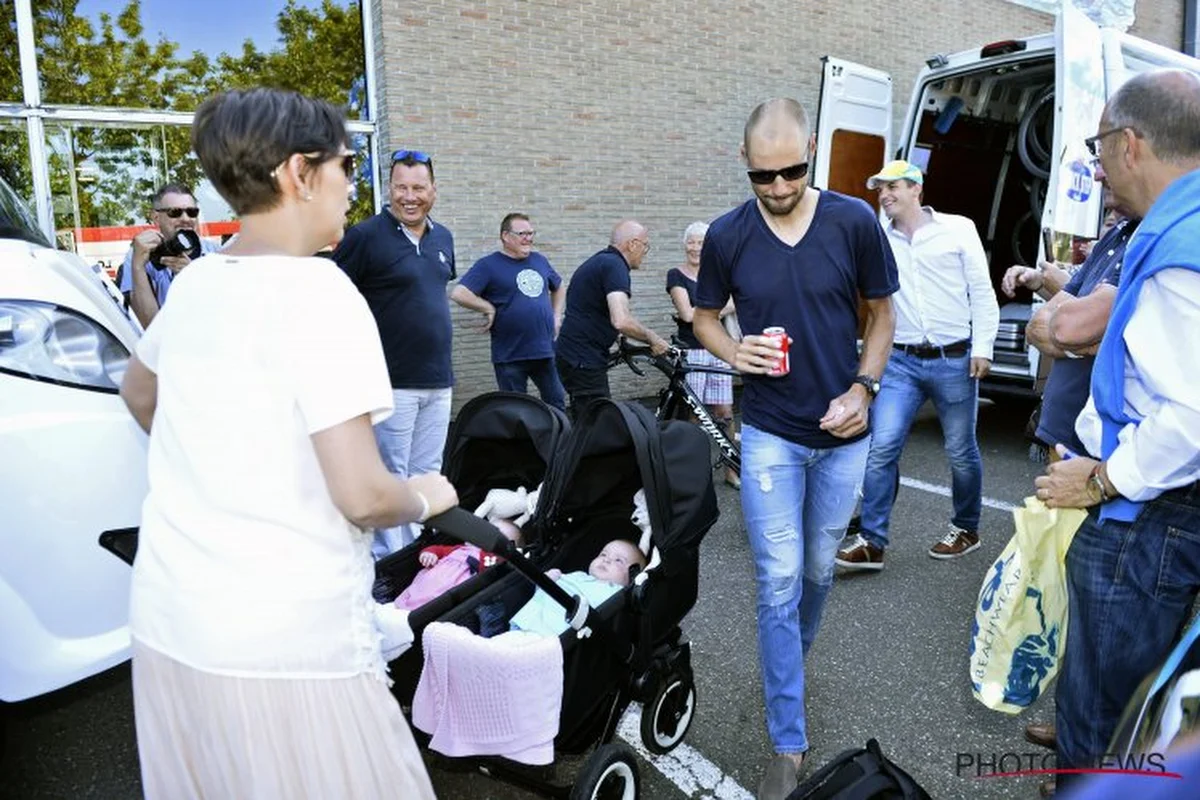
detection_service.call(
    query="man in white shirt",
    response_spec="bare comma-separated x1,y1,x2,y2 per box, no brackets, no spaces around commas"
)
1035,69,1200,790
837,160,999,571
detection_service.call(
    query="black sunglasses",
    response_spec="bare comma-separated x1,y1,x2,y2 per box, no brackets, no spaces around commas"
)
392,149,432,164
155,206,200,218
747,162,810,185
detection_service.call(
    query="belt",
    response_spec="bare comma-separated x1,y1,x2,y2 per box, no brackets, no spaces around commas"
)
893,339,971,359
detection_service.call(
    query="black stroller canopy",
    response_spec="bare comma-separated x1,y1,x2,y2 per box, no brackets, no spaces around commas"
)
541,400,718,553
443,392,569,511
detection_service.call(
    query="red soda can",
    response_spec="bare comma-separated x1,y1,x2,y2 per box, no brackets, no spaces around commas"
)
762,326,790,377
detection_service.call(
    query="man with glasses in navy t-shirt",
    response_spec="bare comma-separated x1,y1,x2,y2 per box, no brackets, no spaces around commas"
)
451,213,567,410
693,98,898,800
333,149,456,555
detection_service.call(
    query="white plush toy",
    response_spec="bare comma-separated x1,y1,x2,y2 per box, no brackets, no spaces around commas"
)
473,483,541,528
632,489,660,571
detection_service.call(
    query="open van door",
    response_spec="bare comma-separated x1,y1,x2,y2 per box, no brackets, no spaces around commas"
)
1044,3,1106,245
813,57,892,212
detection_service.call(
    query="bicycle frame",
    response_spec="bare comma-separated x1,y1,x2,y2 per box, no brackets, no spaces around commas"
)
611,340,740,474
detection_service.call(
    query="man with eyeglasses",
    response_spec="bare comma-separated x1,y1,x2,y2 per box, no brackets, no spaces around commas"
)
332,149,456,555
555,219,669,418
691,98,897,800
834,159,999,574
450,213,567,410
1033,68,1200,794
120,183,216,327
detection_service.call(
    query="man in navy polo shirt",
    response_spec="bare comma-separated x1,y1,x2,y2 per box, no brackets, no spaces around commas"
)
555,219,670,417
333,149,456,555
451,213,566,410
692,98,898,800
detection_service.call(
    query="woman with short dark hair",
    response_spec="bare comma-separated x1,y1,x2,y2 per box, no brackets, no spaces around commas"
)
119,87,450,798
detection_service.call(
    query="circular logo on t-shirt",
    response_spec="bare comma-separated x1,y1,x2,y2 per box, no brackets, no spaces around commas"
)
516,269,544,298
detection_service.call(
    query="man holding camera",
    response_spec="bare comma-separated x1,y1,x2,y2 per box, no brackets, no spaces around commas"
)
120,183,216,327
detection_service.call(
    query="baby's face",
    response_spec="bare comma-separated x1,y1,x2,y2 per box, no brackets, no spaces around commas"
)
588,540,644,586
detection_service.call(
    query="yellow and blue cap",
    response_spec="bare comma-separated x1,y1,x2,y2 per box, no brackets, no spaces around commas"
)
866,160,924,189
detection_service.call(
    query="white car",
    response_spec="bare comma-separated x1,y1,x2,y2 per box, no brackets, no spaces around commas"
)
0,177,145,703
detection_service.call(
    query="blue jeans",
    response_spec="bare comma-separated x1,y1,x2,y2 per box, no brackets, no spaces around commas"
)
494,358,566,411
372,387,453,556
740,424,870,753
859,349,982,549
1055,482,1200,782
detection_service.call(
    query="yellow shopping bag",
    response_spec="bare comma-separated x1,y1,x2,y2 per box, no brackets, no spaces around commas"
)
969,497,1087,714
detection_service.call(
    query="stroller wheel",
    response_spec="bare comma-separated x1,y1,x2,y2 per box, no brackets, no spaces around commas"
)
571,742,640,800
640,673,696,755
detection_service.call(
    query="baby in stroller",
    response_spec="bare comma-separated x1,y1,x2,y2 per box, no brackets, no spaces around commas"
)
507,538,646,637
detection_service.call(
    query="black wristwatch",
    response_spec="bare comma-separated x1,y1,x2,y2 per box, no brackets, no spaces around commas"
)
854,374,881,398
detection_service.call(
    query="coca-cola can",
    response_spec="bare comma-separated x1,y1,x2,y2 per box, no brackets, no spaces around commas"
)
763,326,790,377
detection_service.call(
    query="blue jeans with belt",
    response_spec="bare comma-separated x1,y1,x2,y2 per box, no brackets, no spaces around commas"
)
740,424,869,753
859,346,982,549
1055,482,1200,784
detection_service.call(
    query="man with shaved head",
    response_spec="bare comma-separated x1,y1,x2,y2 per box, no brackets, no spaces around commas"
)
1033,69,1200,791
693,98,898,799
555,219,669,416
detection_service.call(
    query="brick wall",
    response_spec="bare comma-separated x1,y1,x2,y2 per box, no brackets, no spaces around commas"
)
371,0,1184,412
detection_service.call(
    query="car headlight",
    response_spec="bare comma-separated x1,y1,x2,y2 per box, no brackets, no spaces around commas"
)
0,300,130,392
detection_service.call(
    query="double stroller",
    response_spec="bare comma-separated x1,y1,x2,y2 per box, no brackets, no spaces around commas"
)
373,393,719,798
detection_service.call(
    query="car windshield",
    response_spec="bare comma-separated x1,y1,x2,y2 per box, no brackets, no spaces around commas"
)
0,176,52,249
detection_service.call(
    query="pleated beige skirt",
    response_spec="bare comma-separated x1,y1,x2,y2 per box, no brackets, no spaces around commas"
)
131,640,436,800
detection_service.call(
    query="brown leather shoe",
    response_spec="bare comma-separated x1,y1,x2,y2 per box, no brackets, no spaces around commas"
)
928,526,981,559
1038,777,1056,797
1024,721,1056,750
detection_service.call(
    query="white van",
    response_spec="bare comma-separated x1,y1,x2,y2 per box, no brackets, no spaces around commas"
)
814,5,1200,395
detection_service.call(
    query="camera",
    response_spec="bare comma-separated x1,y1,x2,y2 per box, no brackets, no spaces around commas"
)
150,229,202,263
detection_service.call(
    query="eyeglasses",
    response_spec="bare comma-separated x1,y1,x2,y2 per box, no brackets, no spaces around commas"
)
747,162,810,185
1084,128,1131,158
392,149,432,164
155,206,199,218
635,239,651,252
505,229,536,239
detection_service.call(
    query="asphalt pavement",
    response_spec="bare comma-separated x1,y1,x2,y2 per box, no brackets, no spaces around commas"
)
1,397,1055,799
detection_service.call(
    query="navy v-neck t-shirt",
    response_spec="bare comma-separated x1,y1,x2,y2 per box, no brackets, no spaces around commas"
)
695,192,898,448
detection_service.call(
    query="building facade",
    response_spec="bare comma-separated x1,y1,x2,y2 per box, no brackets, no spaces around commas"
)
1,0,1187,410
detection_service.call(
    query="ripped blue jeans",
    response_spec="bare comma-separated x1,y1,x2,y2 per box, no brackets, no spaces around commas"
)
740,424,870,753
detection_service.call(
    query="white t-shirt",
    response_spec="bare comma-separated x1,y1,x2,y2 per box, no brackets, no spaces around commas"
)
129,254,394,680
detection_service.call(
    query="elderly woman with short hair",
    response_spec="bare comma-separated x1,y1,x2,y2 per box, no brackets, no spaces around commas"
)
666,220,741,488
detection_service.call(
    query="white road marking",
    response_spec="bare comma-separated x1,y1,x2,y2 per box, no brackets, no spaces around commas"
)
617,709,753,799
614,476,1014,798
900,476,1017,513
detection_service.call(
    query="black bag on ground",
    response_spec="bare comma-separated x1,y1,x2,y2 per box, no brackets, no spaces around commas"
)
786,738,932,800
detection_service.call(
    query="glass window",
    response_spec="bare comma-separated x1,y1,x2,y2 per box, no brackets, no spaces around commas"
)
34,1,368,117
1,2,20,102
0,121,33,209
44,122,375,264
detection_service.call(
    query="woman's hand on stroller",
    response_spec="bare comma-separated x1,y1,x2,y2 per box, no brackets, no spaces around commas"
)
407,473,459,523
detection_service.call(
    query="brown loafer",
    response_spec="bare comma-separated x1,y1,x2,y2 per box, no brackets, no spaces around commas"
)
1024,721,1056,750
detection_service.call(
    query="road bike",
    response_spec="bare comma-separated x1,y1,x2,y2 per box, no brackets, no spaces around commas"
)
609,337,740,476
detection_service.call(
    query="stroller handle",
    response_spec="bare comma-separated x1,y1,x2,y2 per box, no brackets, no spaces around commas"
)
426,507,511,554
426,508,580,617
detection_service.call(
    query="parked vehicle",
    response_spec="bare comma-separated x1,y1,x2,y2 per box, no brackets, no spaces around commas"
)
814,6,1200,396
0,175,144,703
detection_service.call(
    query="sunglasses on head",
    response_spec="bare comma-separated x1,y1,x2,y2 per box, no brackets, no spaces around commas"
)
392,149,432,164
747,162,810,185
155,206,200,218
